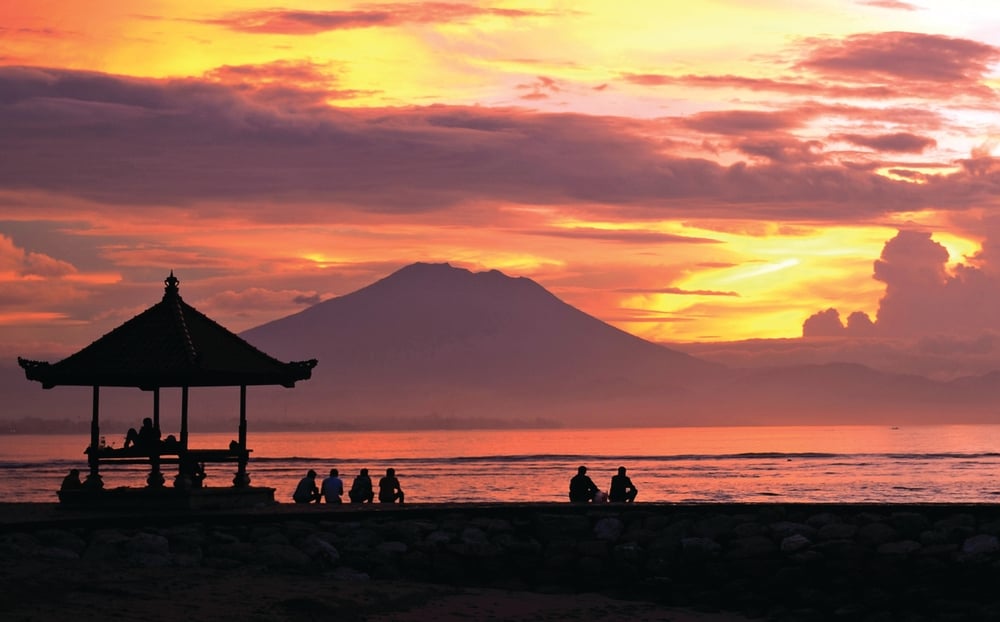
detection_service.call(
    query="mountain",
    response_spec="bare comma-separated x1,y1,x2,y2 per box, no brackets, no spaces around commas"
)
7,262,1000,430
241,262,721,427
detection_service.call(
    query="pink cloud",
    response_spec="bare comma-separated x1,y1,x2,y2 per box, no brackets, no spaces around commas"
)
803,230,1000,339
1,65,992,223
798,31,1000,84
830,132,937,153
206,3,553,35
858,0,919,10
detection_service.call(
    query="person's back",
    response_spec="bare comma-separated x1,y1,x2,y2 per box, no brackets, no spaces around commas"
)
569,465,598,503
349,468,374,503
293,469,320,504
322,468,344,504
378,467,404,503
609,466,638,503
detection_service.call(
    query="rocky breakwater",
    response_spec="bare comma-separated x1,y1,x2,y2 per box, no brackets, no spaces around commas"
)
4,503,1000,620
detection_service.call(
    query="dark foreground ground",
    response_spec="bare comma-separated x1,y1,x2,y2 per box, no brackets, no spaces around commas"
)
4,501,1000,621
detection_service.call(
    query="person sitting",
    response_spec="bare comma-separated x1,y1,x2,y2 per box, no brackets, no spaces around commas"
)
322,468,344,504
293,469,321,504
61,468,83,491
348,468,374,503
569,465,598,503
609,466,638,503
123,417,160,452
378,467,405,504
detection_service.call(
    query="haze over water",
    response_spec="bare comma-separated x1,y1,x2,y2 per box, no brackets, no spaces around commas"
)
4,424,1000,505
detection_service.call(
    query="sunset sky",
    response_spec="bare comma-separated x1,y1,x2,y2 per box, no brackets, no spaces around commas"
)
3,1,1000,378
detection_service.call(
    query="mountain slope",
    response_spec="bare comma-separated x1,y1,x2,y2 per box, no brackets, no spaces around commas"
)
241,262,719,425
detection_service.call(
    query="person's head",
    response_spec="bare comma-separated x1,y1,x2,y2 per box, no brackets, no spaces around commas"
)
618,466,627,475
330,468,338,477
307,469,316,478
360,468,368,475
69,468,79,477
578,466,587,475
386,468,395,476
142,417,153,427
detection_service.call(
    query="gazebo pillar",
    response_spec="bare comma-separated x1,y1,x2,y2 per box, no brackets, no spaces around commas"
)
173,386,190,489
86,386,103,489
147,388,164,488
233,384,251,488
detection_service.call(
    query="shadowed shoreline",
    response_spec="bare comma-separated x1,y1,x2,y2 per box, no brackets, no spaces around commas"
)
4,501,1000,620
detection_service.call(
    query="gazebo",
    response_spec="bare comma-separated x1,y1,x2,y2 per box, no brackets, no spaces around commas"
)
18,272,317,508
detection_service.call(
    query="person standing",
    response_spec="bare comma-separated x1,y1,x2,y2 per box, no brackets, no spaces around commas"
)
609,466,638,503
378,467,405,504
322,468,344,504
569,465,598,503
349,468,374,503
293,469,321,504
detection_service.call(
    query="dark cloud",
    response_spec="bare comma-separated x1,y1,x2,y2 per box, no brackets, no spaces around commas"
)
519,228,719,244
736,138,825,163
831,132,936,153
681,110,800,134
206,4,552,35
0,66,986,220
799,31,1000,85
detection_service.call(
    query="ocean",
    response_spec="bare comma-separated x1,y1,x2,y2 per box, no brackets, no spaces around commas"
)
3,424,1000,504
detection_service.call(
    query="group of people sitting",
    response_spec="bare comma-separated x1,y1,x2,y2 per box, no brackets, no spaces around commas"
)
293,467,404,504
569,465,639,503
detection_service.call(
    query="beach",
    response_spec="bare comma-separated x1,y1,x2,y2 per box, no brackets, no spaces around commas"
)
6,501,1000,621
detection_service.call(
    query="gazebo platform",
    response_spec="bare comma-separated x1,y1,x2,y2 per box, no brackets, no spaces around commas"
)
57,486,276,511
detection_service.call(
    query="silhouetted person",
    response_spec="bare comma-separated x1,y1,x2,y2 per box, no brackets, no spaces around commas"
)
61,468,82,491
174,458,205,489
293,469,321,503
569,465,598,503
349,468,374,503
609,466,638,503
378,467,405,504
124,417,160,452
322,468,344,504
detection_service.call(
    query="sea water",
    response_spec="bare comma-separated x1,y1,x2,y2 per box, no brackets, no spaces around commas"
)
3,424,1000,504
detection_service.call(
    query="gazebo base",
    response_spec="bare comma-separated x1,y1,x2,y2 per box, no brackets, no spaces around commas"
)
57,486,276,511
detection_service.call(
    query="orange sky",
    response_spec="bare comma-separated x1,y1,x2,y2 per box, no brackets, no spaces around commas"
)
2,1,1000,374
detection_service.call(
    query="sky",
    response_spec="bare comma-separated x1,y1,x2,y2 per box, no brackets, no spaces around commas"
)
2,0,1000,379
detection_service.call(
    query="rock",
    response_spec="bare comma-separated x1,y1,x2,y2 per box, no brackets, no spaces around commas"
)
376,541,408,555
461,526,488,545
818,523,857,540
781,534,812,553
877,540,922,555
771,521,816,539
681,537,720,555
962,534,1000,555
593,517,623,541
858,522,898,546
258,543,311,568
300,534,340,563
727,535,775,559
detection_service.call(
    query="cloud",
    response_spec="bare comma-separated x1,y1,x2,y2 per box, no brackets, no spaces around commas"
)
0,65,989,221
0,234,76,278
858,0,919,10
206,4,552,35
798,31,1000,85
519,227,719,244
681,110,801,135
803,230,1000,339
617,287,739,297
830,132,937,153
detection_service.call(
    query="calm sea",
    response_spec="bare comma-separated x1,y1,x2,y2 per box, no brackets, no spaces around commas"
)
3,425,1000,504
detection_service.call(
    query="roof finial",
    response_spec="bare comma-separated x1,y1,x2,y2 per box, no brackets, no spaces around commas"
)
164,271,179,297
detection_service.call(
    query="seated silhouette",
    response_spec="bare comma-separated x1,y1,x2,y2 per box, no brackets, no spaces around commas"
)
123,417,160,452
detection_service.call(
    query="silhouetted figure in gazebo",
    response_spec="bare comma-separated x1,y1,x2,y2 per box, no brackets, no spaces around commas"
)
123,417,160,452
61,469,83,491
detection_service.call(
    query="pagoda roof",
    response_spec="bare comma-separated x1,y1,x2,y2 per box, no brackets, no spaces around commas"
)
19,273,317,389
